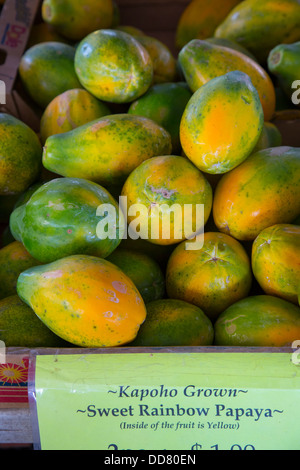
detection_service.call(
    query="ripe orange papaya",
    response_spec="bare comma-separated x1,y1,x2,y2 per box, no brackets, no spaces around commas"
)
178,39,276,121
17,254,147,347
213,146,300,241
252,224,300,304
180,71,264,174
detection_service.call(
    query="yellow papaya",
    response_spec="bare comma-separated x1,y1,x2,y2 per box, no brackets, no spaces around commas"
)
175,0,242,49
136,35,177,84
17,255,147,347
41,0,114,41
215,0,300,63
40,88,111,144
180,71,264,174
178,39,276,121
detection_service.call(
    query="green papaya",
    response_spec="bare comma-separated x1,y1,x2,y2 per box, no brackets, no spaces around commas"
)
214,0,300,63
42,113,172,186
19,42,82,108
0,295,70,347
268,41,300,107
128,82,192,153
252,122,282,153
9,177,125,263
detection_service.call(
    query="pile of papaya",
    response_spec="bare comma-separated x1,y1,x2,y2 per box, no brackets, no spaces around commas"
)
1,0,300,349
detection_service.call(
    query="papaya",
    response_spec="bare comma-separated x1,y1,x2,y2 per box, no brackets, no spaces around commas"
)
166,232,252,321
214,295,300,347
42,113,172,187
106,248,165,304
0,295,70,347
0,241,41,300
26,22,71,49
214,0,300,63
130,299,214,347
9,177,124,263
178,39,276,121
115,26,145,37
40,88,111,144
19,42,82,109
252,224,300,304
213,146,300,241
175,0,242,49
121,155,213,246
0,113,42,196
41,0,114,41
74,29,153,104
128,82,192,153
205,37,258,62
180,71,264,175
135,35,177,84
17,254,147,347
268,41,300,107
252,122,282,153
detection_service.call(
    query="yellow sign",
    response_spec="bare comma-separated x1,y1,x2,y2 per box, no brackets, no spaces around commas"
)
31,351,300,450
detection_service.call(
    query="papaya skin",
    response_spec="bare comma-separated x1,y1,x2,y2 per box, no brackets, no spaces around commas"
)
213,146,300,241
41,0,114,41
252,122,282,153
175,0,242,49
178,39,276,121
128,82,192,154
9,177,125,264
0,241,41,300
214,295,300,347
40,88,111,144
268,41,300,106
74,29,153,104
17,255,147,348
106,248,165,304
214,0,300,63
252,224,300,304
42,114,172,187
0,295,70,347
180,71,264,174
166,232,252,321
130,299,214,347
0,113,42,196
121,155,213,246
136,35,177,84
19,42,82,109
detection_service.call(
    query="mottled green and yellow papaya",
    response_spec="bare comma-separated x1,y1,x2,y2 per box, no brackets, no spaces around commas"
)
0,113,42,195
215,0,300,63
41,0,114,41
74,29,153,104
42,113,172,186
178,39,276,121
175,0,242,49
180,71,264,174
40,88,111,144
